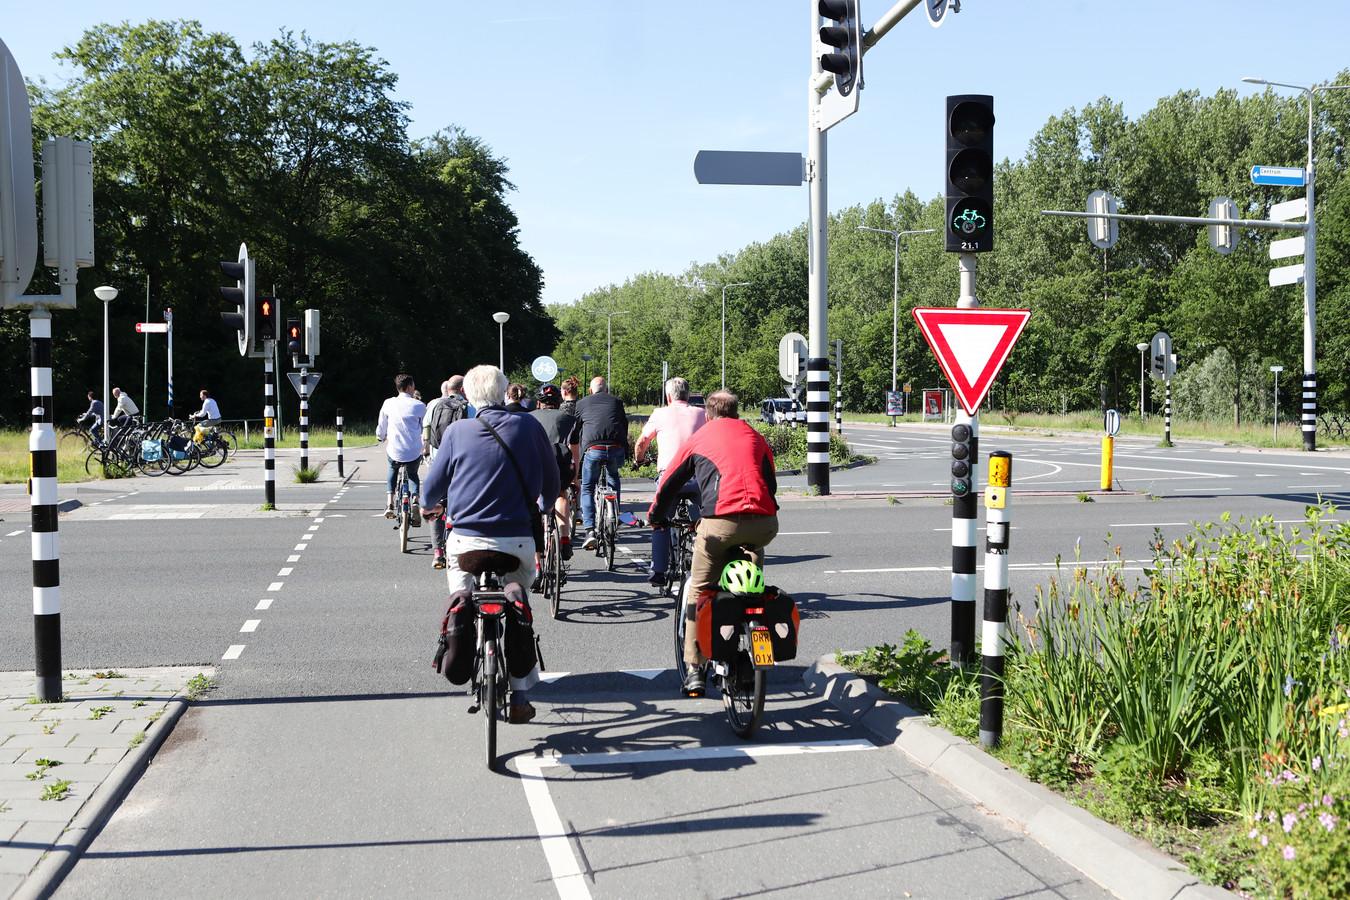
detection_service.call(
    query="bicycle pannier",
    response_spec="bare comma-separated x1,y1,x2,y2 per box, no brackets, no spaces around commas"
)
502,583,538,679
762,585,800,661
140,440,163,463
433,590,476,685
697,590,748,663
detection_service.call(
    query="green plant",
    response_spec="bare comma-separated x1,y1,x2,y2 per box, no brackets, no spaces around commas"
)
40,780,72,801
88,705,114,720
93,670,124,679
42,722,56,734
1077,492,1093,502
293,461,327,483
26,757,61,780
259,502,276,511
129,731,146,747
184,673,215,701
132,699,145,708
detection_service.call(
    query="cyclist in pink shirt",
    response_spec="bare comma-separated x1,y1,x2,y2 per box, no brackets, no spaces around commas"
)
633,377,706,588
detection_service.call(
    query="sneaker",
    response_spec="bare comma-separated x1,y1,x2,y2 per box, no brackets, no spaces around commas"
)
508,701,536,724
432,550,446,569
530,572,543,594
681,667,706,698
384,504,395,519
582,530,598,551
648,570,667,588
560,537,573,560
409,513,421,527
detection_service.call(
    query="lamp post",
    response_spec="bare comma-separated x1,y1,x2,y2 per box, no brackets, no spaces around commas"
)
857,226,936,425
1271,365,1284,442
1136,342,1150,422
492,311,509,371
697,280,750,390
584,309,629,385
94,285,119,444
581,353,591,382
1240,77,1350,451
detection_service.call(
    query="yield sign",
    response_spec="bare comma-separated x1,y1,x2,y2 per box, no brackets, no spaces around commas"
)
912,307,1031,415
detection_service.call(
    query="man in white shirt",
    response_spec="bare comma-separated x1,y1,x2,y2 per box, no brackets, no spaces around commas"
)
110,387,140,428
192,390,222,427
633,377,707,588
377,374,428,520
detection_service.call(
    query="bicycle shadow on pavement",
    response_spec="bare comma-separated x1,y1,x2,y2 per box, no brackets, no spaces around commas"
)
790,590,947,619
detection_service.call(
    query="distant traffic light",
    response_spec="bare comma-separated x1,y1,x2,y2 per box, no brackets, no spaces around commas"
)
945,95,995,253
951,422,976,497
219,244,253,357
817,0,861,98
286,317,302,357
255,295,278,345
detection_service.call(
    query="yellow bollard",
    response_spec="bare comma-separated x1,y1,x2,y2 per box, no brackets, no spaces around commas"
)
1100,435,1114,491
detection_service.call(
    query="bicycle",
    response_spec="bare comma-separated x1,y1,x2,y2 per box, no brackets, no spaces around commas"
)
391,463,415,553
665,497,698,684
458,549,525,772
192,425,236,469
60,423,101,454
541,508,567,619
592,464,620,571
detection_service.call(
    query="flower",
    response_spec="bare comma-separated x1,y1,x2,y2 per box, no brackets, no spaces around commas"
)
1261,835,1270,846
1283,845,1296,861
1313,756,1322,772
1249,828,1260,839
1283,812,1298,833
1319,812,1338,832
1325,795,1335,807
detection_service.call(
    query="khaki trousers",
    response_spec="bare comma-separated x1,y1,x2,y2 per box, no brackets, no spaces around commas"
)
683,513,778,665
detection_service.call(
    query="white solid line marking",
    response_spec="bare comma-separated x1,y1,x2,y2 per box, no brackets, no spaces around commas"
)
516,759,593,900
287,555,301,563
7,530,24,536
538,672,571,683
255,598,273,610
267,582,284,591
278,567,293,576
222,645,245,660
241,619,260,633
540,739,876,770
779,531,830,535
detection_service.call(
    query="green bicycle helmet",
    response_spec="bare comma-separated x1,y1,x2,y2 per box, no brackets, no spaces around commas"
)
720,559,765,594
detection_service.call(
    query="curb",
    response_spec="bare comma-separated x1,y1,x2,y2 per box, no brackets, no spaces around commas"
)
803,656,1233,900
11,696,192,900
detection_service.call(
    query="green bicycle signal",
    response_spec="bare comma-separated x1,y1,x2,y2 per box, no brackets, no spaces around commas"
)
952,207,986,235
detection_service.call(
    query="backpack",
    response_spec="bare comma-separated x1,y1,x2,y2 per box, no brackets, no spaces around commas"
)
427,396,470,450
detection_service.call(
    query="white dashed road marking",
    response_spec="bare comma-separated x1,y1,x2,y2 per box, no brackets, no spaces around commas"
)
222,645,245,660
241,620,260,633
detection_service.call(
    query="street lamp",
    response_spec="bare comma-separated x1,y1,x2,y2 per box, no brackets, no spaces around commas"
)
581,353,591,382
1271,365,1284,442
94,285,118,445
857,226,936,425
1241,76,1350,451
583,309,629,385
1136,342,1150,422
697,280,749,390
492,311,509,371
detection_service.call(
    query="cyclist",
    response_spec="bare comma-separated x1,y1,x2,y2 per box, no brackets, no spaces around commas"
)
75,390,104,444
633,376,706,588
190,389,222,428
110,387,140,430
571,376,628,551
648,390,779,697
529,384,579,576
505,383,530,412
420,364,559,723
559,376,580,417
423,375,474,568
376,374,427,522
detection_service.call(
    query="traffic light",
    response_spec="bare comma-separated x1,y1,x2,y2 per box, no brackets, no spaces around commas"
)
286,317,302,356
255,294,278,346
219,243,253,357
945,95,995,253
827,339,842,368
817,0,861,97
951,422,976,497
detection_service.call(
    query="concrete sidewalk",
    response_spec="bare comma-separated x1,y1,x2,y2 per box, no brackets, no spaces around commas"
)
0,667,213,900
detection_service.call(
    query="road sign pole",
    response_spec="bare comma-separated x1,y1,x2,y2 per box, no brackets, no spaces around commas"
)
1165,380,1173,447
336,408,344,478
1302,106,1318,452
980,451,1011,748
166,309,174,417
806,6,830,497
951,252,980,668
264,346,276,508
299,366,309,472
28,309,62,701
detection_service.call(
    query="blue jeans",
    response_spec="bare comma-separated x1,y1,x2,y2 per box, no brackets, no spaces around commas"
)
579,446,625,531
387,457,421,500
651,477,700,574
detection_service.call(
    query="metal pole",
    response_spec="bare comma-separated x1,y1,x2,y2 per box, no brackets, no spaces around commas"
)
300,367,309,472
952,252,980,668
166,309,174,418
1137,344,1148,422
721,285,727,390
834,339,843,435
498,321,505,371
29,309,62,701
143,275,150,419
806,0,829,495
606,316,612,384
264,346,276,508
336,408,345,477
102,297,110,448
980,451,1011,748
1164,380,1173,447
1273,369,1280,443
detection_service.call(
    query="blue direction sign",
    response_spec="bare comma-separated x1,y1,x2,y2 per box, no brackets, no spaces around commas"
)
1251,165,1306,186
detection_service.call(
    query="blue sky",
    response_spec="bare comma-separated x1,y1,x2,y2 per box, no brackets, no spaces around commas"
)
4,1,1348,308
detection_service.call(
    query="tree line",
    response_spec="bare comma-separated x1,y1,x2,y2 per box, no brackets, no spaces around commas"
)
0,20,554,429
548,75,1350,424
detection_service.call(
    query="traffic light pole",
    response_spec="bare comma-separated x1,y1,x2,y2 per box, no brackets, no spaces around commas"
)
264,345,276,508
806,6,831,496
299,366,310,472
950,252,980,668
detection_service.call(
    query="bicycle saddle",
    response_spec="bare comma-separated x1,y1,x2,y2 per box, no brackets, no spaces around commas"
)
457,550,520,577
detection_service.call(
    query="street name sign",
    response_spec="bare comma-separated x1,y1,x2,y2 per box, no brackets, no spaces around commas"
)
286,372,322,396
1251,166,1305,187
1270,197,1308,222
694,151,804,186
1270,236,1306,260
912,307,1030,415
1269,263,1306,287
135,322,168,333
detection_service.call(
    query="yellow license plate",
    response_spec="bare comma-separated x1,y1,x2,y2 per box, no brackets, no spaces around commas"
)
751,629,774,668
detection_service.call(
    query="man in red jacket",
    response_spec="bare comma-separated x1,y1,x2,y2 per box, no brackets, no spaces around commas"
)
649,390,778,696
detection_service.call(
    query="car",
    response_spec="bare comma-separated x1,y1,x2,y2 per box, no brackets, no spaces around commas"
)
688,392,706,408
759,398,793,425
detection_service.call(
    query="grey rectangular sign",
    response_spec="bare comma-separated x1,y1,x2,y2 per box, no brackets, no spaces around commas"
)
694,150,804,186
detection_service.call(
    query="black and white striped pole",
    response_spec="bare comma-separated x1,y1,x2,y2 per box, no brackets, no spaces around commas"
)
806,356,831,490
832,338,843,435
1164,380,1173,447
264,347,276,507
299,367,309,472
336,408,344,478
980,451,1012,748
950,413,978,668
29,310,62,701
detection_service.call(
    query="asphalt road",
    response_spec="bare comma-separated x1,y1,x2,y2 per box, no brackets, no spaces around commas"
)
3,425,1346,897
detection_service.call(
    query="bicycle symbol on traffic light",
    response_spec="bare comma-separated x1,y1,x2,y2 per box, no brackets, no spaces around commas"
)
952,207,986,235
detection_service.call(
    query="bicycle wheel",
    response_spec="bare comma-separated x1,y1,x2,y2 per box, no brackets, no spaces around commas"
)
60,430,90,453
197,435,228,468
547,524,563,619
603,497,617,571
217,431,237,461
722,652,766,739
673,577,692,685
399,503,410,553
483,634,498,772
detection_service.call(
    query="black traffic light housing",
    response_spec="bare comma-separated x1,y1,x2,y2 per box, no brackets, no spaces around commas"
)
255,295,278,346
219,244,253,357
945,95,995,253
286,318,302,357
818,0,861,98
951,422,977,497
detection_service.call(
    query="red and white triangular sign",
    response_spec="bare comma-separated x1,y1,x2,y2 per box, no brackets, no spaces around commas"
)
912,307,1031,415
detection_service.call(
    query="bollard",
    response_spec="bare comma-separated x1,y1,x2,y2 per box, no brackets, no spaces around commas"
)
263,351,276,507
28,310,63,701
950,413,978,668
979,450,1012,748
1100,435,1114,491
1164,381,1173,446
336,408,344,478
299,368,309,472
